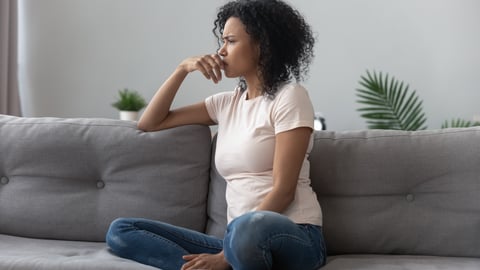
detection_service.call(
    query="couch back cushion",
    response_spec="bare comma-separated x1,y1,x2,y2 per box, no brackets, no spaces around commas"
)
0,116,212,242
310,128,480,257
205,135,227,238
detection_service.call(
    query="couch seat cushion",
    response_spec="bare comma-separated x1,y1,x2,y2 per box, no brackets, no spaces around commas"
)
323,254,480,270
0,234,157,270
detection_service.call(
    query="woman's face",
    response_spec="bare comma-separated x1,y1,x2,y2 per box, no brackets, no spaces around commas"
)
218,17,259,79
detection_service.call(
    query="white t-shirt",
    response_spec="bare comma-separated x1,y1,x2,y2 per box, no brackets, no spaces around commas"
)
205,83,322,226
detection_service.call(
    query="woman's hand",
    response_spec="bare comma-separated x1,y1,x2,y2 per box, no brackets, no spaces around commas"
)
181,251,230,270
179,54,225,84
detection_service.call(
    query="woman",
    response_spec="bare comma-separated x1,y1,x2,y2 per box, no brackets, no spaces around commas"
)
106,0,326,269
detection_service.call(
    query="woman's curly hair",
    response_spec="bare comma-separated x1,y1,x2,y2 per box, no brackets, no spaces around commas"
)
213,0,315,96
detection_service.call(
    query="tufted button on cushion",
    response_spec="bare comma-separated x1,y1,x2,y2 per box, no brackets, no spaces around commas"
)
406,193,415,202
96,181,105,189
1,176,9,185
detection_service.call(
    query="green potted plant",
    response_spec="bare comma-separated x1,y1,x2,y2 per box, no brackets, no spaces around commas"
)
112,88,147,121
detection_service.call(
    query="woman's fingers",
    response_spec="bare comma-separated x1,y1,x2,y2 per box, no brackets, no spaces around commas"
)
211,54,225,80
192,54,224,84
182,254,199,261
181,254,206,270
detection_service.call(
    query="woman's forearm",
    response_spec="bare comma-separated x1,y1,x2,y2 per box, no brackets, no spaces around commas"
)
256,187,295,213
137,67,188,131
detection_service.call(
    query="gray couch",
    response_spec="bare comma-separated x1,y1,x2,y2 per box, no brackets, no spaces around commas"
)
0,115,479,270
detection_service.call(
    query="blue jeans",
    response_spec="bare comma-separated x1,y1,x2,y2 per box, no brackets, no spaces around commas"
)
106,211,327,270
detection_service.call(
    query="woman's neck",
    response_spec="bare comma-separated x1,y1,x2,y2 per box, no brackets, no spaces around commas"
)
244,75,263,100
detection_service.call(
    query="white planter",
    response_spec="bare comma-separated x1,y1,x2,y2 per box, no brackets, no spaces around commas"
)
119,111,139,121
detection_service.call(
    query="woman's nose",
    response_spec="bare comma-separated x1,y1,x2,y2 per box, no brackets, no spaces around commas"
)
218,45,227,56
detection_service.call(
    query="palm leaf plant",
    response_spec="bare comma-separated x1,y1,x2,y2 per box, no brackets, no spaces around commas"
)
356,70,427,130
441,118,480,129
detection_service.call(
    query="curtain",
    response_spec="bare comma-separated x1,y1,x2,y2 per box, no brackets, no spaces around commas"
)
0,0,22,116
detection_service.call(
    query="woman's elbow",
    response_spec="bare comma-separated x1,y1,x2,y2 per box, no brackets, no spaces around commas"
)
136,120,147,131
137,120,156,132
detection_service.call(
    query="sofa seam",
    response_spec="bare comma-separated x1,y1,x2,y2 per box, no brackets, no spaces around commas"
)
314,128,480,141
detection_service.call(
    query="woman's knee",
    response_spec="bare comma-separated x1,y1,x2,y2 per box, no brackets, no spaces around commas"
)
224,211,290,260
106,217,136,254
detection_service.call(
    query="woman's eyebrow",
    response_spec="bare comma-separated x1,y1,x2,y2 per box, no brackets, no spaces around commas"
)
222,35,236,39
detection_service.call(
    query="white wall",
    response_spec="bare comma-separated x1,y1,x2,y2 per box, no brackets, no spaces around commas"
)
18,0,480,131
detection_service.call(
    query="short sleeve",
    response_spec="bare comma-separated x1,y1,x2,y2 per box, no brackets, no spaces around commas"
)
205,91,235,124
272,84,314,134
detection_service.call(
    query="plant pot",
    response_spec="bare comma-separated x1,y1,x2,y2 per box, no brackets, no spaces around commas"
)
119,111,139,121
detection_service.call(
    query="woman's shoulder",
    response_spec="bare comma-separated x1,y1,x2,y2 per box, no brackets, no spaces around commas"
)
269,82,314,116
275,82,311,102
270,82,314,132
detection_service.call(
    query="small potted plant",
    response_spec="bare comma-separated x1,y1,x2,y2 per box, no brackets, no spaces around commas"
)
112,88,147,121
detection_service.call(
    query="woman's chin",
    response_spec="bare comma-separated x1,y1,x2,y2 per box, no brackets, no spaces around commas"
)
223,69,239,79
223,72,235,78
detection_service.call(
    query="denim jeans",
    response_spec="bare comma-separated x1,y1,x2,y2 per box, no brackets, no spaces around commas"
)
106,211,327,270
